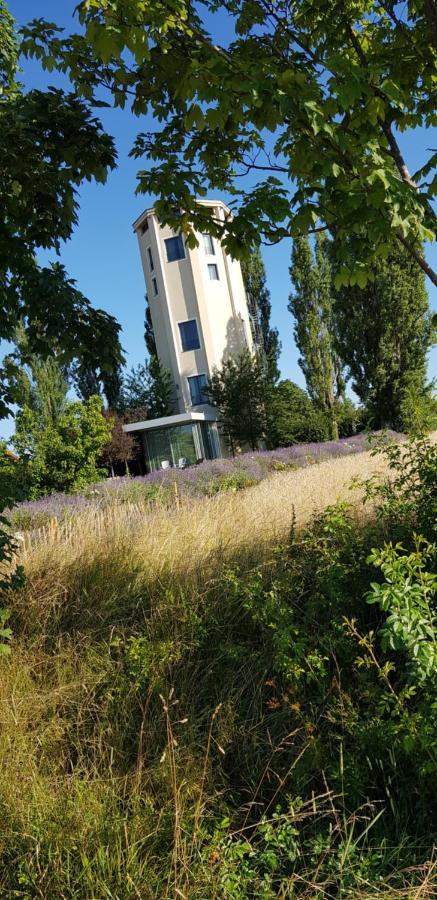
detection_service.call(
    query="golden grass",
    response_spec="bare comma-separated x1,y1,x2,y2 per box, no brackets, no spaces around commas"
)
20,448,388,583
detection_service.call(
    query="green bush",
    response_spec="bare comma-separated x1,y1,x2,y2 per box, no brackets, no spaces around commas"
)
204,471,258,495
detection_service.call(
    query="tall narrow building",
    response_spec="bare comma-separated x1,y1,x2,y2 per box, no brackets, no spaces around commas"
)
124,200,258,471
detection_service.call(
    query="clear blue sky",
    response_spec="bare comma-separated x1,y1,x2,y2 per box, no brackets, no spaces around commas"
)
2,1,436,439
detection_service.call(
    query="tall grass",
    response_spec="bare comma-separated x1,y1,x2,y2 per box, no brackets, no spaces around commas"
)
1,443,436,898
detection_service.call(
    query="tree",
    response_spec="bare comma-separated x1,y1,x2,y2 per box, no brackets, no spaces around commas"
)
267,380,329,447
71,359,124,408
207,351,268,452
144,302,158,361
0,2,123,424
99,410,136,476
333,242,435,431
241,247,281,382
13,395,112,497
4,325,70,428
289,234,344,440
22,0,437,284
121,359,173,418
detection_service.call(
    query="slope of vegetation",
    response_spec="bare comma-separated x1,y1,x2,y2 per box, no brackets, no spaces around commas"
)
0,437,435,898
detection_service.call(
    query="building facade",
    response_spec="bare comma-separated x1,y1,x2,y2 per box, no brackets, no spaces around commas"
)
124,200,258,472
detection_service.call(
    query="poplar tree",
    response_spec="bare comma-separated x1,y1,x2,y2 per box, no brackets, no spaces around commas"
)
241,248,281,382
333,242,434,430
288,235,344,440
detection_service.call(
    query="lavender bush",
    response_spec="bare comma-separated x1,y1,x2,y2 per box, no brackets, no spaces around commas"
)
12,432,400,531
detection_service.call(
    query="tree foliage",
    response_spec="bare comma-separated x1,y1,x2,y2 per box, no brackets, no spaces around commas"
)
207,351,268,452
21,0,437,284
289,234,344,439
144,302,158,361
13,395,112,497
267,380,329,447
241,247,281,382
333,241,434,430
0,2,123,423
121,359,173,419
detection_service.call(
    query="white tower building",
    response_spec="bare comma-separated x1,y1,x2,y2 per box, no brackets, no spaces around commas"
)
124,200,258,472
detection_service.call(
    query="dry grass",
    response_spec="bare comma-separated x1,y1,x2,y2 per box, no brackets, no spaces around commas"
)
1,441,436,897
20,447,387,581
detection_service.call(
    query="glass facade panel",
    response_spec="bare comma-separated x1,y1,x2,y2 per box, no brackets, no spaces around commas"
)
143,422,218,472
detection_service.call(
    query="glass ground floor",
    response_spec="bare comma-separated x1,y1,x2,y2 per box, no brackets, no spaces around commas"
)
141,420,221,472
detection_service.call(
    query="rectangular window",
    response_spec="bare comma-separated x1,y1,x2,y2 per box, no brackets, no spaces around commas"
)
147,247,154,271
188,374,208,406
202,233,215,255
207,263,219,280
165,234,185,262
179,319,200,351
152,276,158,296
141,220,149,234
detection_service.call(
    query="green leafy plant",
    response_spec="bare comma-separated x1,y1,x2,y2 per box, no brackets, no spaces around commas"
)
367,536,436,682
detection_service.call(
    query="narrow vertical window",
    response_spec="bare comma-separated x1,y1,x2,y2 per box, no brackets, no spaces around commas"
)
152,277,158,296
188,374,208,405
207,263,219,280
147,247,154,271
202,233,215,255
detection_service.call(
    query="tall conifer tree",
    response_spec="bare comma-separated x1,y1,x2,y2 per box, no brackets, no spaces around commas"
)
288,235,344,439
241,248,281,382
333,242,433,430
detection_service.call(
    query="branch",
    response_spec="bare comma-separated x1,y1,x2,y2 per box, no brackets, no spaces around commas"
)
396,232,437,286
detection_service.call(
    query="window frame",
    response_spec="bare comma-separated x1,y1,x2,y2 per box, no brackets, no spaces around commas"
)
147,247,154,271
164,234,186,263
178,318,201,352
187,373,208,406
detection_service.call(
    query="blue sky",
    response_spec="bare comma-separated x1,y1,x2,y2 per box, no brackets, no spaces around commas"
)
2,1,436,439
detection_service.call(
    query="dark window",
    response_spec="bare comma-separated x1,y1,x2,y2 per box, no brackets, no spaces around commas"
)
152,277,158,296
188,374,208,406
202,233,215,255
179,319,200,351
208,263,219,280
147,247,154,270
141,220,149,234
165,235,185,262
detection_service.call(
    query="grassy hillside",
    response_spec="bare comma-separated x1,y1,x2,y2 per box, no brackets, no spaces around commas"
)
1,437,436,898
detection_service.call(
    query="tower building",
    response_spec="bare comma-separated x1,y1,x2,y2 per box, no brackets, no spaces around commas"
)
124,200,257,471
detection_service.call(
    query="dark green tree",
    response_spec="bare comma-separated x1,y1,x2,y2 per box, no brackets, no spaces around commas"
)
288,234,344,440
121,359,173,419
144,301,158,360
207,351,268,452
71,359,124,408
267,380,329,447
0,2,122,424
241,248,281,382
333,242,434,431
22,0,437,284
